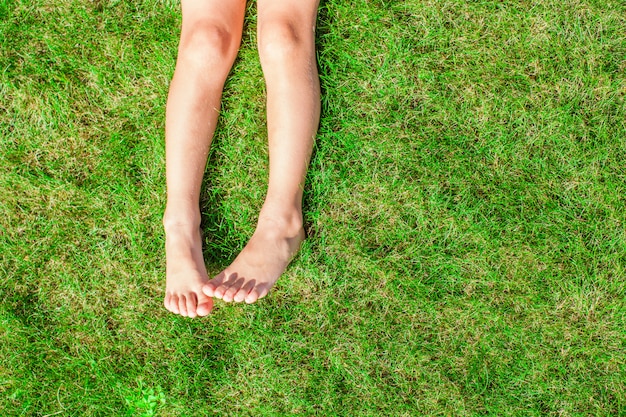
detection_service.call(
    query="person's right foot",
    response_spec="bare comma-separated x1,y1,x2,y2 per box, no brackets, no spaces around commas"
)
163,219,213,318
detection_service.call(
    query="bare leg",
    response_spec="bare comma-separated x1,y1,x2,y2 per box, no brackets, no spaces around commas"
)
163,0,245,317
203,0,321,304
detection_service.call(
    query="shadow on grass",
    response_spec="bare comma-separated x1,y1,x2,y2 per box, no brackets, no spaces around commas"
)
302,0,331,245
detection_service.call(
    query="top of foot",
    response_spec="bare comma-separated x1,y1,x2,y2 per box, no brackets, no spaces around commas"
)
164,223,213,317
203,216,304,304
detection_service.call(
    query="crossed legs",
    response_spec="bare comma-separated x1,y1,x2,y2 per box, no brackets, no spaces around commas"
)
164,0,320,317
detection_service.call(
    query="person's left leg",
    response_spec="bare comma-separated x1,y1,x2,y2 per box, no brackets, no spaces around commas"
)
203,0,321,303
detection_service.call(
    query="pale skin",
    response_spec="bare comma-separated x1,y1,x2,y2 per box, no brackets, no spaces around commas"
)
163,0,321,317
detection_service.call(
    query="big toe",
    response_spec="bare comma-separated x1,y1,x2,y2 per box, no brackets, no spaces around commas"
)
196,297,213,316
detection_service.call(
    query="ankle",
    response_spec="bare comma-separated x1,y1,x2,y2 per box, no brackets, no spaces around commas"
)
163,207,201,232
257,205,303,237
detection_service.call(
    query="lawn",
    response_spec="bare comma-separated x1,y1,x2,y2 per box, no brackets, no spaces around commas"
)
1,0,625,415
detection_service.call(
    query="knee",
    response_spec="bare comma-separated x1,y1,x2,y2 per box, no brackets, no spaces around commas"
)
258,19,310,65
178,21,237,70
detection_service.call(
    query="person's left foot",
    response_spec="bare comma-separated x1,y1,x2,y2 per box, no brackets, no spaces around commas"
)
202,213,304,303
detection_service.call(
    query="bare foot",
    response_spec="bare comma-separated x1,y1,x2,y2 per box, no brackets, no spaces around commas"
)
202,214,304,304
164,220,213,317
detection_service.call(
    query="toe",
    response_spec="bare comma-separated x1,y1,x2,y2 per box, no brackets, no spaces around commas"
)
203,272,226,297
196,296,213,316
202,282,216,297
245,283,271,304
169,294,180,314
164,293,172,311
233,280,255,303
222,288,237,302
214,283,230,299
178,294,188,316
223,279,244,302
233,289,248,303
213,272,242,299
186,293,198,318
256,283,271,300
245,289,259,304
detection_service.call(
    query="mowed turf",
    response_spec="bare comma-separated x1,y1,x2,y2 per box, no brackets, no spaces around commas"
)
1,0,625,415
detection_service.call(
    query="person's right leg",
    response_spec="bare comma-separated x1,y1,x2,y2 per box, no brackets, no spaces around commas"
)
163,0,246,318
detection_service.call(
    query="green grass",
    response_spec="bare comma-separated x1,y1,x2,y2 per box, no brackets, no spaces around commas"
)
1,0,626,415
